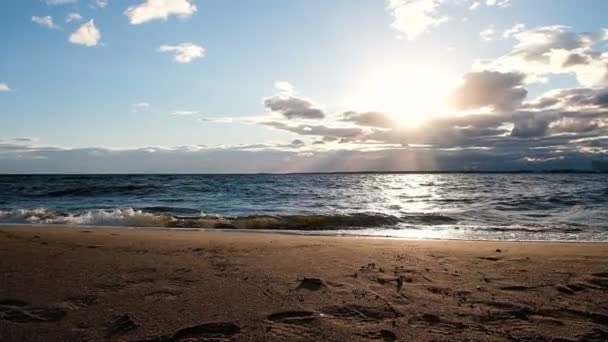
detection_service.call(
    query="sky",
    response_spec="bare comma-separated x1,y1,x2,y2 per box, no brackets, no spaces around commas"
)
1,0,608,173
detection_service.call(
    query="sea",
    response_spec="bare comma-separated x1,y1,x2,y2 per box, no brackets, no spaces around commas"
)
0,173,606,241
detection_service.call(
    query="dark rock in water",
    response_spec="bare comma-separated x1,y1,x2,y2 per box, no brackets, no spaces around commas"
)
105,314,139,337
297,278,323,291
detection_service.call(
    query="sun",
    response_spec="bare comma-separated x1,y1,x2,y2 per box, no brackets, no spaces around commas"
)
345,62,458,127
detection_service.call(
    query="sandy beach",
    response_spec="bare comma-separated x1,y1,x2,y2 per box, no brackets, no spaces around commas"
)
1,225,607,341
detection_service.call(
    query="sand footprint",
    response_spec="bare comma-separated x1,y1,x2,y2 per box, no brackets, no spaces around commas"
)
265,311,321,341
0,300,67,323
135,322,241,342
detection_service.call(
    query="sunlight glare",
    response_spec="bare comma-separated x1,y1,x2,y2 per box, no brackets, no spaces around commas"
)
346,63,458,127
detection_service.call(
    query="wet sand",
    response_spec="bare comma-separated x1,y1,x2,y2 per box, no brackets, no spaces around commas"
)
1,225,607,341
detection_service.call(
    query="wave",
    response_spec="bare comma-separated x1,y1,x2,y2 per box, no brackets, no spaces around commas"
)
41,185,157,197
0,208,406,230
0,208,171,227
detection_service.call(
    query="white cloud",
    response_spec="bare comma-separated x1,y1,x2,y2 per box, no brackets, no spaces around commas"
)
485,0,511,8
470,0,511,9
95,0,108,8
159,43,205,63
0,83,10,92
503,22,525,38
274,81,294,95
199,117,234,123
65,13,83,23
387,0,447,40
43,0,76,5
478,25,608,87
132,102,150,112
171,110,198,116
125,0,197,25
480,26,495,41
32,16,59,29
69,19,101,47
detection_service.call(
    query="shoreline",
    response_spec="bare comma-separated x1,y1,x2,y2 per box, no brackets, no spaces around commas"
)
1,223,607,244
1,225,607,341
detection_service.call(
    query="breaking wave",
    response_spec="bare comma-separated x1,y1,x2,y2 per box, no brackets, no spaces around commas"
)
0,208,409,230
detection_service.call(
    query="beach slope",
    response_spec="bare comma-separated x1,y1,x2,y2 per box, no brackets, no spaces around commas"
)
1,226,607,341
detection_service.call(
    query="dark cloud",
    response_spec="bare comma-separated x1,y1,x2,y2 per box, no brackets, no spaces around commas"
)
2,142,605,173
449,71,528,111
548,117,604,134
290,139,305,147
263,94,325,119
510,115,551,138
562,53,590,68
525,87,608,110
263,121,364,139
341,111,395,128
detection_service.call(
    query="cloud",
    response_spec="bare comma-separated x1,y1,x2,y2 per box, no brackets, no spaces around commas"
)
95,0,108,8
171,110,198,116
0,83,10,92
341,111,395,128
524,87,608,111
125,0,197,25
65,13,83,23
480,26,495,41
69,20,101,47
274,81,294,95
263,95,325,120
32,16,59,29
470,0,511,10
479,25,608,87
503,23,525,38
43,0,76,5
199,117,234,123
485,0,511,8
549,117,605,134
159,43,205,63
387,0,447,40
449,71,528,111
131,102,150,112
2,139,606,173
510,114,551,138
263,122,363,139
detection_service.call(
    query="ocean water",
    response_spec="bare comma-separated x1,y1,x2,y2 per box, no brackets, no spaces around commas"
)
0,174,606,241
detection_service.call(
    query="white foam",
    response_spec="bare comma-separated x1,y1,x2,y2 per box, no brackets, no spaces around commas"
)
0,208,171,227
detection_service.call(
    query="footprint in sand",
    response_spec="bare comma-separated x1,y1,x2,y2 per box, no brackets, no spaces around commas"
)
417,313,468,330
59,294,99,309
144,289,182,302
135,322,241,342
267,311,321,324
0,300,67,323
588,272,608,289
105,314,139,337
321,304,402,322
356,329,398,342
265,311,321,341
296,278,324,291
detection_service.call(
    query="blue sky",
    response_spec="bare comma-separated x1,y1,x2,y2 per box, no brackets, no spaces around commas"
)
1,0,608,172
